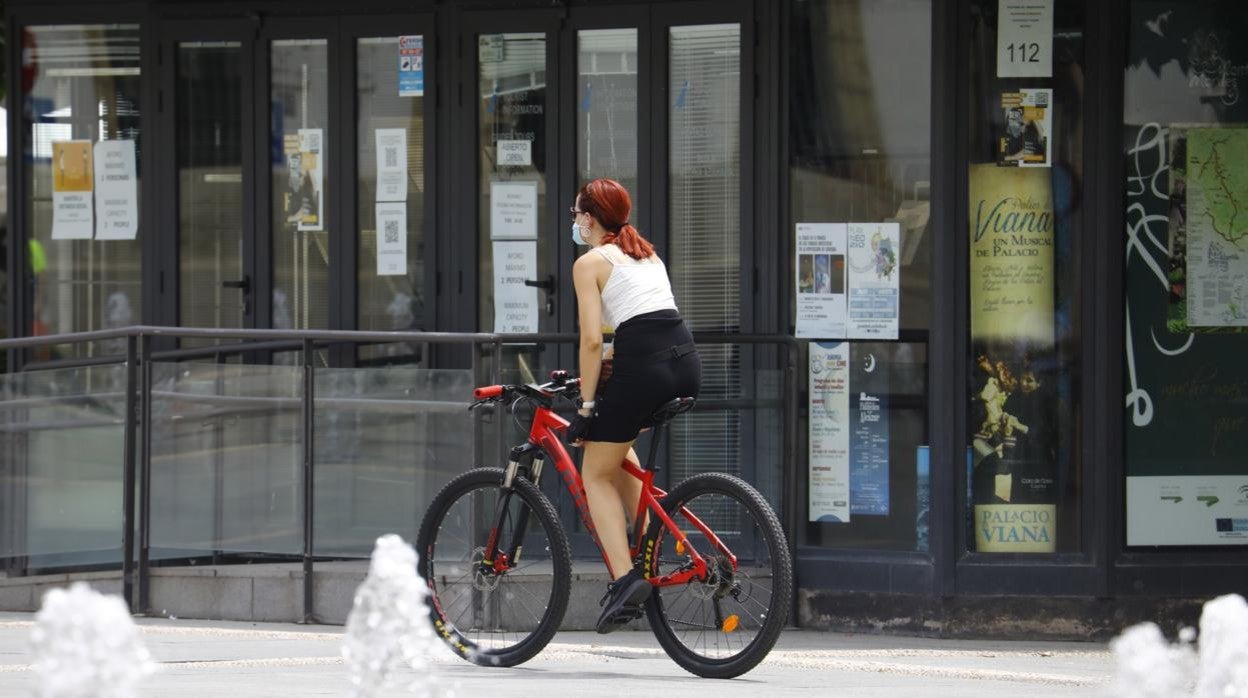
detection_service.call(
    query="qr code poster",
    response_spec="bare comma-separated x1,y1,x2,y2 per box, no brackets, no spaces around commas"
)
375,202,407,276
375,128,408,202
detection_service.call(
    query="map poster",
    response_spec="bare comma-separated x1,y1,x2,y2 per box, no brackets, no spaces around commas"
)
1121,7,1248,545
846,222,900,339
849,344,889,516
795,223,848,338
808,342,851,523
1184,127,1248,327
968,164,1058,552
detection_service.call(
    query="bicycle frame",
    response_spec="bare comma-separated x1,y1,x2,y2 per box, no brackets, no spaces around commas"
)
486,403,737,587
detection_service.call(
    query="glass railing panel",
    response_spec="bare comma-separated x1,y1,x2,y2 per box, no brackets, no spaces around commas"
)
149,362,303,559
313,367,474,557
0,366,128,570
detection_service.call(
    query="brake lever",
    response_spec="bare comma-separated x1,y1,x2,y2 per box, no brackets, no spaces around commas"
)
468,399,493,411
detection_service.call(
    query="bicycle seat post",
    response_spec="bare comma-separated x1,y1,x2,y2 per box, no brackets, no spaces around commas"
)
646,422,666,474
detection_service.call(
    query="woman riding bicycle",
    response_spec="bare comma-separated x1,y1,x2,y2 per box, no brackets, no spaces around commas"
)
563,178,701,633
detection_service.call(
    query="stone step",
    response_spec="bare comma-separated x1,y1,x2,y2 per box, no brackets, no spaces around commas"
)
0,562,672,631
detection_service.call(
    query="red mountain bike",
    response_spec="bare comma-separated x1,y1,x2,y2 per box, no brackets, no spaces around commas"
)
416,370,792,679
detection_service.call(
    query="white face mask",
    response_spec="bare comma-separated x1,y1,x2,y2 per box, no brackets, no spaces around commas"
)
571,221,587,246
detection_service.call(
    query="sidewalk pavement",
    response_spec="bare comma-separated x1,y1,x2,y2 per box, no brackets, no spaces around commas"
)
0,612,1116,697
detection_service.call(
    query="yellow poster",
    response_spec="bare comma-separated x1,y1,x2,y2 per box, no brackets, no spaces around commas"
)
968,164,1055,343
52,140,95,239
975,504,1056,553
53,141,94,192
968,164,1057,553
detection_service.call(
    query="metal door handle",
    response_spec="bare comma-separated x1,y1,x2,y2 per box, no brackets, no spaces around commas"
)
222,277,251,292
523,275,554,292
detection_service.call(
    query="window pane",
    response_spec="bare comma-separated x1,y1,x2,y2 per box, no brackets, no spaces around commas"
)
357,36,427,365
23,25,142,359
578,29,639,220
965,0,1083,553
476,30,556,417
667,24,744,492
271,39,329,333
1122,1,1248,546
790,0,932,551
178,42,244,343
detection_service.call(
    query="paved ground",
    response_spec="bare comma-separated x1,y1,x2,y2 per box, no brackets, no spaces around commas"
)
0,612,1117,696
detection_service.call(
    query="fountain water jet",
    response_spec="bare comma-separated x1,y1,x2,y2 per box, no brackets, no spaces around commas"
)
29,582,154,698
342,534,440,698
1112,593,1248,698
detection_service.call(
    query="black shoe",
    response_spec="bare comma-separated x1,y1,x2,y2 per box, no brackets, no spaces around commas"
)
595,569,651,634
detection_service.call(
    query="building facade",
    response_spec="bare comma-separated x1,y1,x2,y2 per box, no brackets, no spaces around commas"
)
3,0,1247,635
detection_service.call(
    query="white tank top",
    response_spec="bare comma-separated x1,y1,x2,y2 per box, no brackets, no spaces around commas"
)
593,244,678,330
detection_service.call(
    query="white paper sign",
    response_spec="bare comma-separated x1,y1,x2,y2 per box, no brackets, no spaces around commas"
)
846,222,900,340
52,140,94,240
375,202,407,276
493,240,540,333
795,223,848,338
490,181,538,240
375,128,408,202
996,0,1053,78
93,140,139,240
809,342,851,523
497,139,532,167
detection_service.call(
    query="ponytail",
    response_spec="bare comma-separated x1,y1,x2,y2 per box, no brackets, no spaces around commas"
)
602,224,655,260
578,178,654,259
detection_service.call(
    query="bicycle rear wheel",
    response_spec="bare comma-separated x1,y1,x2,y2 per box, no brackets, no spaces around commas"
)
416,467,571,667
642,472,792,678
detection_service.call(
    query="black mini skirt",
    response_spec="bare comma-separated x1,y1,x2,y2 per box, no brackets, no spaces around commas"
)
586,309,702,443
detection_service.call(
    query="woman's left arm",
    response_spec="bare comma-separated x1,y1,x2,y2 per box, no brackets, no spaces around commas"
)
572,255,606,415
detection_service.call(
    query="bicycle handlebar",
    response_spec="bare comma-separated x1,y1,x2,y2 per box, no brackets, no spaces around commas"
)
469,370,581,411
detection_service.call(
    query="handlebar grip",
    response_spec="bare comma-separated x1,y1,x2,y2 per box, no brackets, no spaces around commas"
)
474,385,504,399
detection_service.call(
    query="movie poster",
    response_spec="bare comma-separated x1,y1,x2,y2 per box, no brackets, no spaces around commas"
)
968,164,1058,552
997,89,1052,168
283,129,324,231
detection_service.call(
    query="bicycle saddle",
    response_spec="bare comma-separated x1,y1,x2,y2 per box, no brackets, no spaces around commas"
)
645,397,697,426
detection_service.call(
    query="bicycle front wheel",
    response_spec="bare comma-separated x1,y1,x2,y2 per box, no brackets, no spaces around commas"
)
642,472,793,679
416,467,571,668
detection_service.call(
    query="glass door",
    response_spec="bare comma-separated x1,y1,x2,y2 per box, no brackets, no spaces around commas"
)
269,36,332,339
474,28,557,384
164,23,253,343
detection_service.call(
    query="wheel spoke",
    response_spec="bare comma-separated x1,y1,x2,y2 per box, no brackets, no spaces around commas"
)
418,471,569,667
644,477,790,673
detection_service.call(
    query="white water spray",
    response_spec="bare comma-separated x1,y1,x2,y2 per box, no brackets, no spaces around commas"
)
29,582,155,698
1112,593,1248,697
342,534,440,698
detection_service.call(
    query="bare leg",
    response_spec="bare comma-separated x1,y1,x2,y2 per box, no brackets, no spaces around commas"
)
581,439,637,579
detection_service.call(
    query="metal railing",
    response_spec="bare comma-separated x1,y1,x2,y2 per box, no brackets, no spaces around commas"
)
0,326,798,622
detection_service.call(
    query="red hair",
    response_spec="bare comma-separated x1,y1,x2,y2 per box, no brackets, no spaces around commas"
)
576,178,655,260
